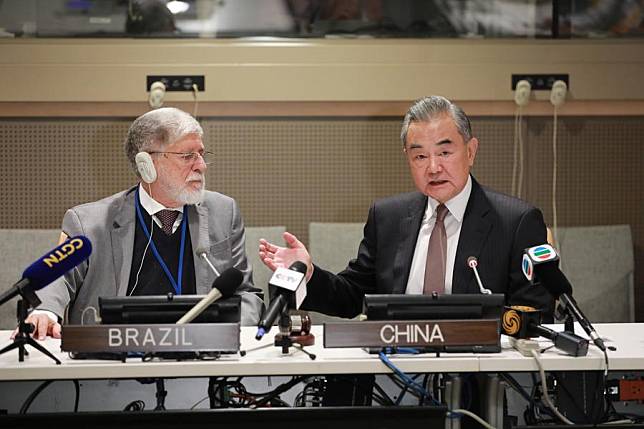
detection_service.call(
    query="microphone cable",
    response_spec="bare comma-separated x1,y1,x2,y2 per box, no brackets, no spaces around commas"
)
549,79,566,250
530,348,574,425
378,351,497,428
19,380,80,414
192,83,200,119
389,372,428,406
552,103,560,249
512,103,526,198
512,79,530,198
80,305,100,325
377,351,440,406
129,186,157,297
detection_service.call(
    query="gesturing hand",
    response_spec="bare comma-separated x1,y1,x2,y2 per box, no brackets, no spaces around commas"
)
259,232,313,281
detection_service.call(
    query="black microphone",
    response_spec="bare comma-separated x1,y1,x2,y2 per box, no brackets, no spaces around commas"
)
256,261,307,340
522,244,606,352
176,267,242,324
0,236,92,308
502,305,589,357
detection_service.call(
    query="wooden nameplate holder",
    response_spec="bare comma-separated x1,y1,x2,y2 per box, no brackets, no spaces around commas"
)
323,319,501,353
61,323,240,355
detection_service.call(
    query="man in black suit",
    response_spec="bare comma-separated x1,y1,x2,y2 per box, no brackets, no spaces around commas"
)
259,95,552,319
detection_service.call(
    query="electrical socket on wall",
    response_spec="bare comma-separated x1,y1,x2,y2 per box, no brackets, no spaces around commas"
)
146,75,205,92
511,74,569,91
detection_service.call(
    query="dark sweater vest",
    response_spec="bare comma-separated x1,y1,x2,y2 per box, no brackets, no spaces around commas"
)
126,205,196,296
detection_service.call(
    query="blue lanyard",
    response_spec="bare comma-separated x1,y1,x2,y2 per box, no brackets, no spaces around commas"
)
134,189,187,295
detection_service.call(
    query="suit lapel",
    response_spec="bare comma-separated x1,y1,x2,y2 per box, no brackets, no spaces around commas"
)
453,179,492,294
111,190,136,296
190,202,212,294
392,193,426,294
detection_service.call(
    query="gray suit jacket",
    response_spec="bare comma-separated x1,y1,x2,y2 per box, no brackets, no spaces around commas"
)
36,187,263,325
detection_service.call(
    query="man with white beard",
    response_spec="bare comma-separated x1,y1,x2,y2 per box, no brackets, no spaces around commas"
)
26,108,262,339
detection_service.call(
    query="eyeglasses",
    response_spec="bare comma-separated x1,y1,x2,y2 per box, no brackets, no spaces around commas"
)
148,151,213,165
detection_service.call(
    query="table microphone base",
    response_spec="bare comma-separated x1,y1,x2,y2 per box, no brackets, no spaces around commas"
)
0,299,61,365
274,333,316,360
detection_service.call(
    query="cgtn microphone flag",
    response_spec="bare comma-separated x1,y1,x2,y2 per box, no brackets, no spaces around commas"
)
0,235,92,308
23,236,92,289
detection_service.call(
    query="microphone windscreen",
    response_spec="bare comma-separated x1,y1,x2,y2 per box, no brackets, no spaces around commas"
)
533,262,573,298
211,267,243,297
22,235,92,291
288,261,307,274
466,256,477,268
502,305,541,338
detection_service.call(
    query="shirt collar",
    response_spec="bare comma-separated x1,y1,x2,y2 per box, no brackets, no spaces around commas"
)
425,175,472,223
138,183,184,216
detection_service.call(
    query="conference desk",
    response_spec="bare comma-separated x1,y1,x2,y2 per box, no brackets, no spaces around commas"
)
0,325,478,380
0,323,642,427
1,323,642,380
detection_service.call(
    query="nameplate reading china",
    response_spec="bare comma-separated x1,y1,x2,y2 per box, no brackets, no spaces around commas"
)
323,319,500,352
61,323,240,353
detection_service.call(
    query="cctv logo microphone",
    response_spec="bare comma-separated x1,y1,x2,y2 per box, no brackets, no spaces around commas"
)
256,261,307,340
270,263,308,309
0,236,93,307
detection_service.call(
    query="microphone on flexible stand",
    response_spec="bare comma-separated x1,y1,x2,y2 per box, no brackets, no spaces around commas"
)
466,256,492,294
176,267,242,324
522,244,606,352
196,247,220,277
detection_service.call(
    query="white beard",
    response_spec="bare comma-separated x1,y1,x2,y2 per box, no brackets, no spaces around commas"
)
156,165,206,206
176,183,205,205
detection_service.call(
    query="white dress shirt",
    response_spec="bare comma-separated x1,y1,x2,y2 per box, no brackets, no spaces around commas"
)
405,175,472,295
138,184,184,234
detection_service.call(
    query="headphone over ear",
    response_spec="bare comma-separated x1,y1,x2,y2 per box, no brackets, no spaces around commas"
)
135,152,157,184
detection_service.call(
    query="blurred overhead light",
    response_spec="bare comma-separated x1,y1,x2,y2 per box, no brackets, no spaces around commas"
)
166,1,190,15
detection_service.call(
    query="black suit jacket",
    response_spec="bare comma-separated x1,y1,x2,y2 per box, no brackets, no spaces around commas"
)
303,177,553,319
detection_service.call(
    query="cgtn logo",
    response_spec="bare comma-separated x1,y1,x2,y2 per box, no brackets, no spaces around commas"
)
527,244,558,263
42,238,85,268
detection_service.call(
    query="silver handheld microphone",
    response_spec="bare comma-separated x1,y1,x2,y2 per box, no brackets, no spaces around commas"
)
467,256,492,294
